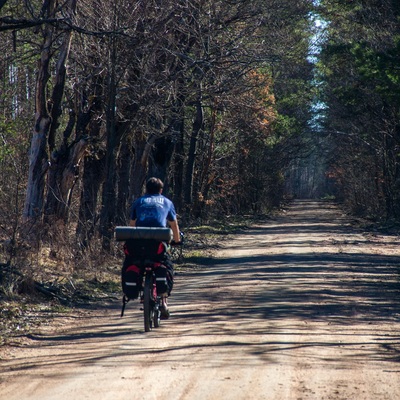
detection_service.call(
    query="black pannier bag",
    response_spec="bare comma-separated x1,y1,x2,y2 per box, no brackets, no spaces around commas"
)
121,263,141,300
154,264,168,295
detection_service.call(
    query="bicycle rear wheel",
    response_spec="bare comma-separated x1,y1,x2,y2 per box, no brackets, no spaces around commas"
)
153,299,161,328
143,274,153,332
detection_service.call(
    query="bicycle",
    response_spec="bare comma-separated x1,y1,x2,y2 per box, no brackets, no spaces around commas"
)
115,226,180,332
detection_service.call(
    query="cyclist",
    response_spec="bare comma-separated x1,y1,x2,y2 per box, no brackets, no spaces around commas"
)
129,177,181,318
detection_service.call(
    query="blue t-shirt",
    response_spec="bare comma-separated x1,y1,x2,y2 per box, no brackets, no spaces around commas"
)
130,194,176,227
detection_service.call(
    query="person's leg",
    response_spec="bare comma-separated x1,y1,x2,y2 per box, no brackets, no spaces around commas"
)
160,256,173,319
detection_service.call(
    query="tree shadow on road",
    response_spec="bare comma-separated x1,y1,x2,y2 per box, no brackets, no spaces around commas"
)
177,251,400,324
3,200,400,375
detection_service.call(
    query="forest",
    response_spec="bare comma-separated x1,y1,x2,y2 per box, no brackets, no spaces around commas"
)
1,1,400,279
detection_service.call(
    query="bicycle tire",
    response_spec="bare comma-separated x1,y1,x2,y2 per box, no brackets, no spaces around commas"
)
152,277,160,328
153,302,160,328
143,274,153,332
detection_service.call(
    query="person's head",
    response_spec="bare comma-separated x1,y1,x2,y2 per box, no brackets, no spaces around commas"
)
145,177,164,194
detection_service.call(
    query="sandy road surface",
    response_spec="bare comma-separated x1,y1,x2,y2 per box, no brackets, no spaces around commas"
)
1,200,400,400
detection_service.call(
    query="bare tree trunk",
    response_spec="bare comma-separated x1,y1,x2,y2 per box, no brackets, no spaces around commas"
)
99,15,118,250
99,114,121,250
23,1,56,223
172,115,185,213
47,2,76,151
116,134,132,225
76,152,105,249
99,96,130,248
23,0,78,228
198,98,218,207
148,136,174,186
184,98,203,208
44,125,89,225
129,134,151,201
75,83,105,249
43,0,77,225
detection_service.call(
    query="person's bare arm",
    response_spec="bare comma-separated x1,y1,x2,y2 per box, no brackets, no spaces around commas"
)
129,219,136,227
168,219,181,243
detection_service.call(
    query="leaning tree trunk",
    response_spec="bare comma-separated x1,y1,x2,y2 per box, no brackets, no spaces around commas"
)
23,1,56,225
24,0,77,231
43,0,77,225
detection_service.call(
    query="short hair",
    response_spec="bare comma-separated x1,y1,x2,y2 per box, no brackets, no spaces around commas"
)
146,177,164,194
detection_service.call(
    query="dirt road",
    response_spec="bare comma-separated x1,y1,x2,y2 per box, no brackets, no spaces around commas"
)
1,200,400,400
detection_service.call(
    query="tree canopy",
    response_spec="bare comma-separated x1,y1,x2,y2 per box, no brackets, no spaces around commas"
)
316,0,400,220
2,0,399,266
